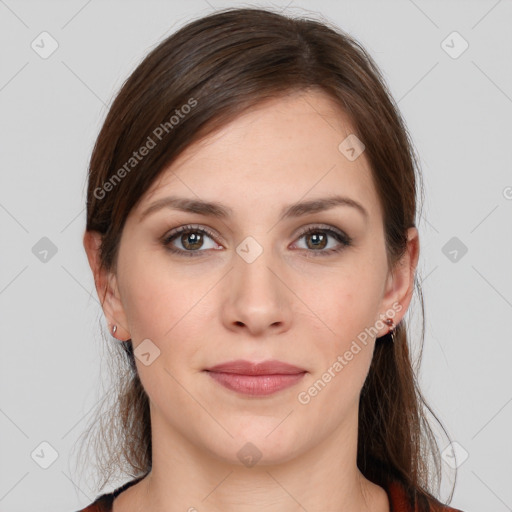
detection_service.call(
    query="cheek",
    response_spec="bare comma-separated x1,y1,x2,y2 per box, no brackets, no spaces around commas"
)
118,247,198,339
119,254,218,373
121,275,172,342
292,259,384,396
299,262,384,343
118,264,211,418
295,278,379,422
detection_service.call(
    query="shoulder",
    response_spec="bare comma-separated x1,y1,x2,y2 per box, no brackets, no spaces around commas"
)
74,475,146,512
386,479,466,512
427,501,465,512
74,494,112,512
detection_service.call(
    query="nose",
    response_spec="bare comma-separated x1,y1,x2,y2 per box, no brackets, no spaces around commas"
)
221,246,293,337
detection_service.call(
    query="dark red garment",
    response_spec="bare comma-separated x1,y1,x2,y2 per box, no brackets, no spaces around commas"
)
75,476,464,512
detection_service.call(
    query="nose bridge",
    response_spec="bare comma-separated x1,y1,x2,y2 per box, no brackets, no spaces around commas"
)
233,235,279,301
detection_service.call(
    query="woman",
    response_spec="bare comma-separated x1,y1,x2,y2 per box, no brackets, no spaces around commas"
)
76,6,464,512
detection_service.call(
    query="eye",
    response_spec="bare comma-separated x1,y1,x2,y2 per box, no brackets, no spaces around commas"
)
162,224,220,257
292,225,352,257
162,224,353,258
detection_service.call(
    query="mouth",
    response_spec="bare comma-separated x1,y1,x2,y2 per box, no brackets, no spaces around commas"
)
203,359,307,396
204,371,307,396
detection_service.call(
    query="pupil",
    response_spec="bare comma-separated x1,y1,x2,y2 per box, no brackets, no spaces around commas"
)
308,232,326,250
183,232,202,250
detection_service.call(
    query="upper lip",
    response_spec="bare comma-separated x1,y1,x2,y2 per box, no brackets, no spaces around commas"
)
205,359,306,375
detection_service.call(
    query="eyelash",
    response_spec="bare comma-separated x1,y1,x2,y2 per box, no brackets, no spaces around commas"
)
161,224,353,258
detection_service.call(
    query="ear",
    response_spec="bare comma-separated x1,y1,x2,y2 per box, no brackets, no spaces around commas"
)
377,227,420,335
83,230,130,340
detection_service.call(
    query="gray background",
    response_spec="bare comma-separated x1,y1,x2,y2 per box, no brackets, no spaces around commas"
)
1,0,511,511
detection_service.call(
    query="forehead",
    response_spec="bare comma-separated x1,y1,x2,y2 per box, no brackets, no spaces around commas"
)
135,89,381,222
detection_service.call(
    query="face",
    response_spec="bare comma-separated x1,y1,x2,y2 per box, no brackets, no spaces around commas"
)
85,89,418,467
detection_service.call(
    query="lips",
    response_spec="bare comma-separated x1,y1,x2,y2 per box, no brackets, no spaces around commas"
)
204,359,306,375
204,359,307,396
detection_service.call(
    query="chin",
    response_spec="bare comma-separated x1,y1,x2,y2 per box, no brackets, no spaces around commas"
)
207,424,305,467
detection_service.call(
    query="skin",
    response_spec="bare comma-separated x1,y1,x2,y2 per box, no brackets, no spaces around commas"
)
84,88,419,512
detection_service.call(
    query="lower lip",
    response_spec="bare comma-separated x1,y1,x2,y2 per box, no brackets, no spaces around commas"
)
205,371,306,396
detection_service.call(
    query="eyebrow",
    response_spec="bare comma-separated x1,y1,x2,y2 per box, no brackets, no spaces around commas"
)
139,194,368,222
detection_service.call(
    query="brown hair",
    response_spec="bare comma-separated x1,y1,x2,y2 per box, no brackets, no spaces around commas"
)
76,6,456,508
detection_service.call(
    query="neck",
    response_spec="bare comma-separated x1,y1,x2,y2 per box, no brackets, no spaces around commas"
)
120,407,389,512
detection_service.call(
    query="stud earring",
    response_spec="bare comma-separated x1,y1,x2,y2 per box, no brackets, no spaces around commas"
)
112,324,117,337
383,318,395,343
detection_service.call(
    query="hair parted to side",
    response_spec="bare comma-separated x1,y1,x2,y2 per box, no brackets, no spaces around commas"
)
74,6,456,508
